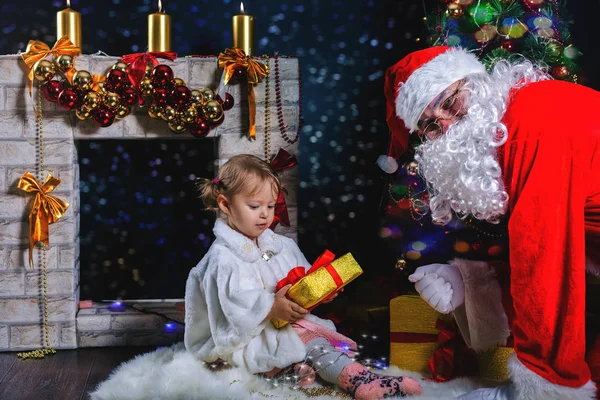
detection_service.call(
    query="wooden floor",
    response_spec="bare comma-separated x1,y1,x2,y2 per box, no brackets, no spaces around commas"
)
0,346,155,400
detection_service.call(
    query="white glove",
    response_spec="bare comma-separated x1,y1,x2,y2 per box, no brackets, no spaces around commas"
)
408,263,465,314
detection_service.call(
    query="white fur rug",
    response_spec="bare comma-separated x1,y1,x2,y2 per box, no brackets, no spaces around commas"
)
89,343,492,400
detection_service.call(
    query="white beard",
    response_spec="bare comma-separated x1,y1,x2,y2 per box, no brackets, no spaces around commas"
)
415,60,549,225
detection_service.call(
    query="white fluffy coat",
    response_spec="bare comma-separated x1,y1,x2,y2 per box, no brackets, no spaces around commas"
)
184,219,335,374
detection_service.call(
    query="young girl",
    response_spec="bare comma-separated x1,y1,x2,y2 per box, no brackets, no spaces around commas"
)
184,154,422,399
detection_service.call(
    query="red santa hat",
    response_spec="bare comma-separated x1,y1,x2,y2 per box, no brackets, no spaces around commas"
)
378,46,486,173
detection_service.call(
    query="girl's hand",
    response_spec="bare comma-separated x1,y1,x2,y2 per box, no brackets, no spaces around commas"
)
267,284,308,322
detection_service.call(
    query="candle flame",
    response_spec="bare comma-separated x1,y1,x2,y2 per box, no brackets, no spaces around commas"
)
240,2,245,14
67,0,70,7
158,0,163,13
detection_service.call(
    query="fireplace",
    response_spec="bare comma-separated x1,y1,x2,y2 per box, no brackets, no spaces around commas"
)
0,54,300,350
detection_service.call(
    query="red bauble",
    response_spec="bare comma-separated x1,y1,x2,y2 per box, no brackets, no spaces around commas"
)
93,106,116,127
106,69,130,91
152,88,168,105
189,117,211,138
169,85,192,110
524,0,544,7
551,65,569,78
151,64,174,87
42,80,64,102
222,93,235,110
500,40,515,52
57,88,83,110
120,87,138,106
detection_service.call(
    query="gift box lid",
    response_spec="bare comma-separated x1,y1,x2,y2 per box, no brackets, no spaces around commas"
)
390,294,443,335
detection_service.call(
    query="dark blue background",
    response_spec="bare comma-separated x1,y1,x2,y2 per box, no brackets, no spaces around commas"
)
2,1,598,307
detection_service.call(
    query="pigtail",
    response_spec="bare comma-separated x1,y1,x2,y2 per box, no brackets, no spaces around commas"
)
195,177,221,212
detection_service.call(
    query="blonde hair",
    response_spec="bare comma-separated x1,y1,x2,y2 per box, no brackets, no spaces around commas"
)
196,154,282,213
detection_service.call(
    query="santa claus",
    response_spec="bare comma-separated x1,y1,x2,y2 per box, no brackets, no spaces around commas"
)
381,46,600,399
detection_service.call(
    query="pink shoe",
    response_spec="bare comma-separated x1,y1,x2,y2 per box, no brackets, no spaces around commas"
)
338,363,422,399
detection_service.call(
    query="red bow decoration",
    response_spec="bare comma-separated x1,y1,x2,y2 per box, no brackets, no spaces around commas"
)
428,319,478,382
269,149,298,230
121,51,178,88
275,250,343,308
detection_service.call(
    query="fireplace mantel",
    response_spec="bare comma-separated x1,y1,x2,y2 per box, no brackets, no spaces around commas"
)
0,55,300,350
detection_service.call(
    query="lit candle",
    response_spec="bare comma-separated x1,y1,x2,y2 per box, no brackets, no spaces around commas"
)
57,0,82,48
232,2,255,56
148,0,171,52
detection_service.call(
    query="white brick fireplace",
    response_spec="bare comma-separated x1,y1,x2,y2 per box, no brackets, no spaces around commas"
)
0,55,300,350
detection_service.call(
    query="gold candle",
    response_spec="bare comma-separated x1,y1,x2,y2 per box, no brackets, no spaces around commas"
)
148,0,171,52
57,0,82,48
232,2,255,56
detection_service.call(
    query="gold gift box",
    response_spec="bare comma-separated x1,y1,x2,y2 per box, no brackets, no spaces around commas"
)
390,294,444,374
272,253,363,328
389,295,512,381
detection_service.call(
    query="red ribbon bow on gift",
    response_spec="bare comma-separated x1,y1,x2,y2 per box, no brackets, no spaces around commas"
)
121,51,178,88
269,149,298,230
428,319,478,382
275,250,343,309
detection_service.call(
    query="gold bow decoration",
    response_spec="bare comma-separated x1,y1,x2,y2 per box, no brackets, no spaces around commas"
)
90,74,106,90
18,172,69,267
20,36,81,95
218,48,269,140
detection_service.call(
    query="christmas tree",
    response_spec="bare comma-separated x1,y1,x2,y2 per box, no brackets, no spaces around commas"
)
427,0,580,81
382,0,578,280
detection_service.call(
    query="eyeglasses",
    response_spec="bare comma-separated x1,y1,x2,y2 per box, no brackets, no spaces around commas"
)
417,86,465,141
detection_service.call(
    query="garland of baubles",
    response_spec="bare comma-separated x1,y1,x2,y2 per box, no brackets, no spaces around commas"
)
32,55,234,137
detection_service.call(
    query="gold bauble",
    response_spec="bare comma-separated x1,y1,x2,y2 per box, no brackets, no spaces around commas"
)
201,88,215,102
33,60,56,81
75,108,92,121
148,104,163,120
174,78,186,86
161,106,177,122
203,100,223,121
446,3,464,18
395,258,407,271
190,89,204,105
105,92,121,109
168,118,187,133
83,91,101,111
140,78,154,96
111,61,129,73
72,70,93,91
407,161,419,176
95,81,108,93
55,54,74,72
182,106,198,123
115,105,131,119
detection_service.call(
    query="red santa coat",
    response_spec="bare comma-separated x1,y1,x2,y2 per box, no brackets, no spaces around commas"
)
495,80,600,388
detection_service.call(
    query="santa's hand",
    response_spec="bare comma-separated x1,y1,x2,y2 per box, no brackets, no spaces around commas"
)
408,263,465,314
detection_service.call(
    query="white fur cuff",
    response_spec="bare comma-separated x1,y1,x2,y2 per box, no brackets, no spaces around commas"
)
396,48,486,132
451,258,509,351
508,353,597,400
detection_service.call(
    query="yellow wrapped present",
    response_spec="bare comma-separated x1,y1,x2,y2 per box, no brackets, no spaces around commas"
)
272,250,363,328
389,295,513,381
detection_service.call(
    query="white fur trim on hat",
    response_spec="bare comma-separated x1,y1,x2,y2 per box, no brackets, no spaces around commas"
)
396,47,486,132
376,155,399,174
